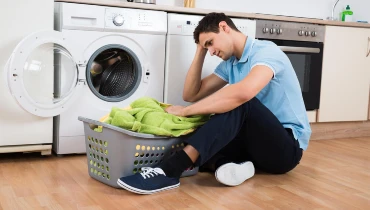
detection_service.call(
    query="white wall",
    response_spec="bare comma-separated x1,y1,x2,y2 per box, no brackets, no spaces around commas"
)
157,0,370,22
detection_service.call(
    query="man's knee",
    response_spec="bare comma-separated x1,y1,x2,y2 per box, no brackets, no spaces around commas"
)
238,97,261,110
262,162,300,174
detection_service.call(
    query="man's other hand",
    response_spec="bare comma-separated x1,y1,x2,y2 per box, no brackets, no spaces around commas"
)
165,105,187,117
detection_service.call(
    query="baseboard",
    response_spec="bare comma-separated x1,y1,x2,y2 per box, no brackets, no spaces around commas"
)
0,144,52,155
310,121,370,140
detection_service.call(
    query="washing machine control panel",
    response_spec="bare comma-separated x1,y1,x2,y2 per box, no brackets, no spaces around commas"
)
167,14,256,38
113,15,125,26
105,8,167,33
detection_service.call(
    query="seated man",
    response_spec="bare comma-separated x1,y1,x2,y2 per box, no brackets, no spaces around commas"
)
117,12,311,194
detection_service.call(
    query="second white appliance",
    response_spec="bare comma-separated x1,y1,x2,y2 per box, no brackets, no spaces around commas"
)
164,14,256,106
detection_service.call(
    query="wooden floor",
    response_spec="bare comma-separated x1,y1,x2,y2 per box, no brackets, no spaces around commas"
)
0,137,370,210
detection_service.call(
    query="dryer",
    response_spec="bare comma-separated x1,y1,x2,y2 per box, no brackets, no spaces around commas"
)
164,14,256,106
4,3,167,155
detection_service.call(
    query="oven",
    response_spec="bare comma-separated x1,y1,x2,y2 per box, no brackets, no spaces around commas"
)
256,20,325,111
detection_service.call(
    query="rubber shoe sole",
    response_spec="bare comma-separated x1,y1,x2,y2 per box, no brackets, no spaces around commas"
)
215,161,255,186
117,179,180,195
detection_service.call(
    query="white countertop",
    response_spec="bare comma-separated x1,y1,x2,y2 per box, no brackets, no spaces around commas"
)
55,0,370,28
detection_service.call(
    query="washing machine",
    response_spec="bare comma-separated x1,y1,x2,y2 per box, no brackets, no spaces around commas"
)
4,2,167,155
164,14,256,106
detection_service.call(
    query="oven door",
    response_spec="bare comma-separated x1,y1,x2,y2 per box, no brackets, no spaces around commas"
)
259,39,323,111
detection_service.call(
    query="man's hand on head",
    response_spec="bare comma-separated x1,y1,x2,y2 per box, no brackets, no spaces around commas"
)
197,43,208,54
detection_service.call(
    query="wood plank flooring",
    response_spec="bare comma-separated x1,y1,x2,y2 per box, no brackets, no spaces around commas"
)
0,137,369,210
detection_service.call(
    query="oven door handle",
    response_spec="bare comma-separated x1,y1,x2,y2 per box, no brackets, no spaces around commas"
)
279,46,321,53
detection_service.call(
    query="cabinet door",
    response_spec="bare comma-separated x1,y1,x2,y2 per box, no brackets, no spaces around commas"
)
318,26,370,122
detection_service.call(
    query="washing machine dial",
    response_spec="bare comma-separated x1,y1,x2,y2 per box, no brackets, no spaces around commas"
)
113,15,125,26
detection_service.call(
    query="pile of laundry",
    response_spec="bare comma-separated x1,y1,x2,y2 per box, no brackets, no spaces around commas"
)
96,97,210,136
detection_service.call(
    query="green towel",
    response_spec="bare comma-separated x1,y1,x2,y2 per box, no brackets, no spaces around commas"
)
96,97,210,136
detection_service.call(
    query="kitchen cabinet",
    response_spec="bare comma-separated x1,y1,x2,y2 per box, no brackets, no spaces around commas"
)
368,91,370,120
307,110,317,123
318,26,370,122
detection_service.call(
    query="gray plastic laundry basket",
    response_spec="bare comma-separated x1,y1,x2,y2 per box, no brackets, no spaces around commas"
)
78,116,198,188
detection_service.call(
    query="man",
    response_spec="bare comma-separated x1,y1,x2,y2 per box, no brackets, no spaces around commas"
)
117,12,311,195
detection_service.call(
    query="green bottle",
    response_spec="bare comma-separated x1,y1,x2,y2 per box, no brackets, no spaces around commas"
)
341,5,353,22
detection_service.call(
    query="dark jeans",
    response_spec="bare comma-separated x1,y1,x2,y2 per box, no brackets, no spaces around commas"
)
184,97,303,174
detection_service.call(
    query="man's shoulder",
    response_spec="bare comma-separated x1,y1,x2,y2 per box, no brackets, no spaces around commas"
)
250,39,284,59
254,38,276,47
253,39,279,52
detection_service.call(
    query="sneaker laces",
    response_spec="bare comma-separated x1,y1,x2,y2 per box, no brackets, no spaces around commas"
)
140,167,166,179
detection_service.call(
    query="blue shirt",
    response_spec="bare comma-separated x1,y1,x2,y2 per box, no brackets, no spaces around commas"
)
214,37,311,150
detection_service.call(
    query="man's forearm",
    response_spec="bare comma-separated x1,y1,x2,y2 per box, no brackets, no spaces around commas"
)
182,48,207,101
183,83,249,116
182,65,274,116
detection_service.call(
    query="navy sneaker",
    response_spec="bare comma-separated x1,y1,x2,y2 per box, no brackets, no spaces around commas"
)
117,167,180,194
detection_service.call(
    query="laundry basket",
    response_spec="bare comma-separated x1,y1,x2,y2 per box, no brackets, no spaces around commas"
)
78,117,198,188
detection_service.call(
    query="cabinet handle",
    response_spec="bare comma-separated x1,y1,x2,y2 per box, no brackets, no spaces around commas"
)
367,37,370,57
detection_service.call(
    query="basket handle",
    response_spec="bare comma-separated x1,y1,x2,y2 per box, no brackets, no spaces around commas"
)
78,116,166,139
78,117,105,133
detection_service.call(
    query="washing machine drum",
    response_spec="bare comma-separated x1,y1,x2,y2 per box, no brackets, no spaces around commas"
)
90,50,138,98
98,54,136,96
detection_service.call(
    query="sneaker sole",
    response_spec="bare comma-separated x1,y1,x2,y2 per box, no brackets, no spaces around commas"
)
215,162,255,186
117,179,180,195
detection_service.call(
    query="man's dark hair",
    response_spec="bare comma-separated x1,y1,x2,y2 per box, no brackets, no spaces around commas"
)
193,12,240,44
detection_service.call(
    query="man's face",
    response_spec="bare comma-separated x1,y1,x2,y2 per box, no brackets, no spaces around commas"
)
199,25,233,61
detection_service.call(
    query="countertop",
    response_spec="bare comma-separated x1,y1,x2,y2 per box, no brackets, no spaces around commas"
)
55,0,370,28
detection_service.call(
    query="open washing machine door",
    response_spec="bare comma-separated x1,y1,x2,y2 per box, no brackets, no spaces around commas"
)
4,30,85,117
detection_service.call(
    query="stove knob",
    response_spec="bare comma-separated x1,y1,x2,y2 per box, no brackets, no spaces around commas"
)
113,15,125,26
298,30,304,36
270,28,276,34
276,28,283,34
262,27,269,33
305,31,310,36
311,31,317,37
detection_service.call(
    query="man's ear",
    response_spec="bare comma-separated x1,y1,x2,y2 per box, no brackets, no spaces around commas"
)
219,21,230,33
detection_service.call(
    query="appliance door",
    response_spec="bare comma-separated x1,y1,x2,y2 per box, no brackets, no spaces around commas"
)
165,14,256,106
4,30,84,117
261,39,323,110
